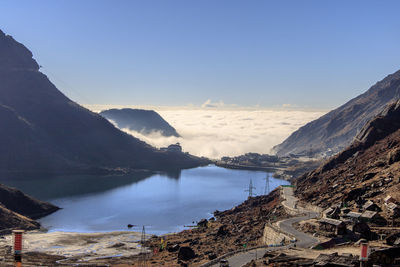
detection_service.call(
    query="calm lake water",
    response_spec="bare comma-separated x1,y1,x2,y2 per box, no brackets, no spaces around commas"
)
0,165,289,234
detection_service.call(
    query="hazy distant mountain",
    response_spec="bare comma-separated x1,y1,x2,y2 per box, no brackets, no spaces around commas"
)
274,69,400,157
0,29,208,173
100,108,180,137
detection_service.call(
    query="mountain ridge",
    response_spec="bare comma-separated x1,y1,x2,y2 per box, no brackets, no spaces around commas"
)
274,69,400,157
0,29,208,174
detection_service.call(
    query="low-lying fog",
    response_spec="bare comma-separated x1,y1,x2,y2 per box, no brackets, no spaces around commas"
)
88,105,326,159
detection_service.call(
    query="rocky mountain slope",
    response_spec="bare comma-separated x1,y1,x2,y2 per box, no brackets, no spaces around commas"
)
295,100,400,217
100,108,180,137
0,183,58,231
0,29,207,173
274,69,400,157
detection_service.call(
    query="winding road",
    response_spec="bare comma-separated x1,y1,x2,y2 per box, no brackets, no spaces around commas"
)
207,186,320,267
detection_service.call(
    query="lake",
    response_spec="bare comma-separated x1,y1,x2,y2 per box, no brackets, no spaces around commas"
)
0,165,289,234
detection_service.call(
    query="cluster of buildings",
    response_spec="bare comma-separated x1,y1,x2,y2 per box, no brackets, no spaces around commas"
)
220,153,298,168
317,195,400,240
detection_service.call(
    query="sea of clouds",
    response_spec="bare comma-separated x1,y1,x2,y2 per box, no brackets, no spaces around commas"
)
88,104,326,159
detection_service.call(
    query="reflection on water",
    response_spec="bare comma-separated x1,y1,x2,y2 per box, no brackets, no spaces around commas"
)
0,165,289,234
0,171,154,200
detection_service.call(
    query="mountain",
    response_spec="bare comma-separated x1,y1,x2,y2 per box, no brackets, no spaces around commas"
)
295,100,400,218
100,108,180,137
0,29,208,173
274,69,400,157
0,183,58,231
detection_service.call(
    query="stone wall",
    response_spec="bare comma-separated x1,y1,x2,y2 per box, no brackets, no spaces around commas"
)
262,223,293,245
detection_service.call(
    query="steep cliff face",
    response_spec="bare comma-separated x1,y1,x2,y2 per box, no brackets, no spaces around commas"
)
274,69,400,157
295,100,400,211
0,30,207,173
100,108,180,137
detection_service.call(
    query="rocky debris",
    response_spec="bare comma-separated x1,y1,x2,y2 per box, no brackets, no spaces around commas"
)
274,68,400,158
295,100,400,225
142,189,288,266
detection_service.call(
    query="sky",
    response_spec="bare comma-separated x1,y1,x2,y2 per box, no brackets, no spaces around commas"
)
0,0,400,109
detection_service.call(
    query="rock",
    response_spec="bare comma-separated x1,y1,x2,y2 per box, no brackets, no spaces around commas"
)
216,225,229,237
190,239,199,246
167,244,180,252
108,242,125,248
388,148,400,164
178,246,196,261
362,172,376,182
208,253,217,260
197,219,208,228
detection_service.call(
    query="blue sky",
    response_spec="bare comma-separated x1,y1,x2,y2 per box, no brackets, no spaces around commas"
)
0,0,399,109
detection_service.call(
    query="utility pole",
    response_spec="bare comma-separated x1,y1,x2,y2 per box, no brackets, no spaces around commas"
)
245,179,256,198
264,174,270,195
140,225,147,267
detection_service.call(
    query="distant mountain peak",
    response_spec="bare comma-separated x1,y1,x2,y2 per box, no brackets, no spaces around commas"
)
100,108,180,137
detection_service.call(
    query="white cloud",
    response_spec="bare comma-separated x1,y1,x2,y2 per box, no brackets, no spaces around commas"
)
102,108,325,159
201,99,225,108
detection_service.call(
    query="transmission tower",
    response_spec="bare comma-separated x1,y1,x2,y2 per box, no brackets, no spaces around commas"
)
264,174,270,195
139,225,147,267
245,179,256,198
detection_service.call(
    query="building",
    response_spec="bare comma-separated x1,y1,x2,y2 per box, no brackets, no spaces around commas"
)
384,195,397,205
160,143,182,153
318,218,347,236
363,200,382,212
323,207,341,219
386,202,400,218
343,211,361,223
360,210,386,225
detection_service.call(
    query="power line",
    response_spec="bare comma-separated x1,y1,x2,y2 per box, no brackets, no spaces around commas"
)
140,225,147,267
264,174,270,195
245,179,256,198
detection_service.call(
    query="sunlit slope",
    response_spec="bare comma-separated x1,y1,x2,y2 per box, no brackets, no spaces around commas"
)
274,69,400,157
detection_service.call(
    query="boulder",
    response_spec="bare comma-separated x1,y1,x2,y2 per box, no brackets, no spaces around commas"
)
197,219,208,228
178,246,196,261
216,225,229,237
167,244,180,252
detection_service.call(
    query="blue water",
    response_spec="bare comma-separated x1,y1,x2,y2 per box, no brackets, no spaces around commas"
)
0,165,289,234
